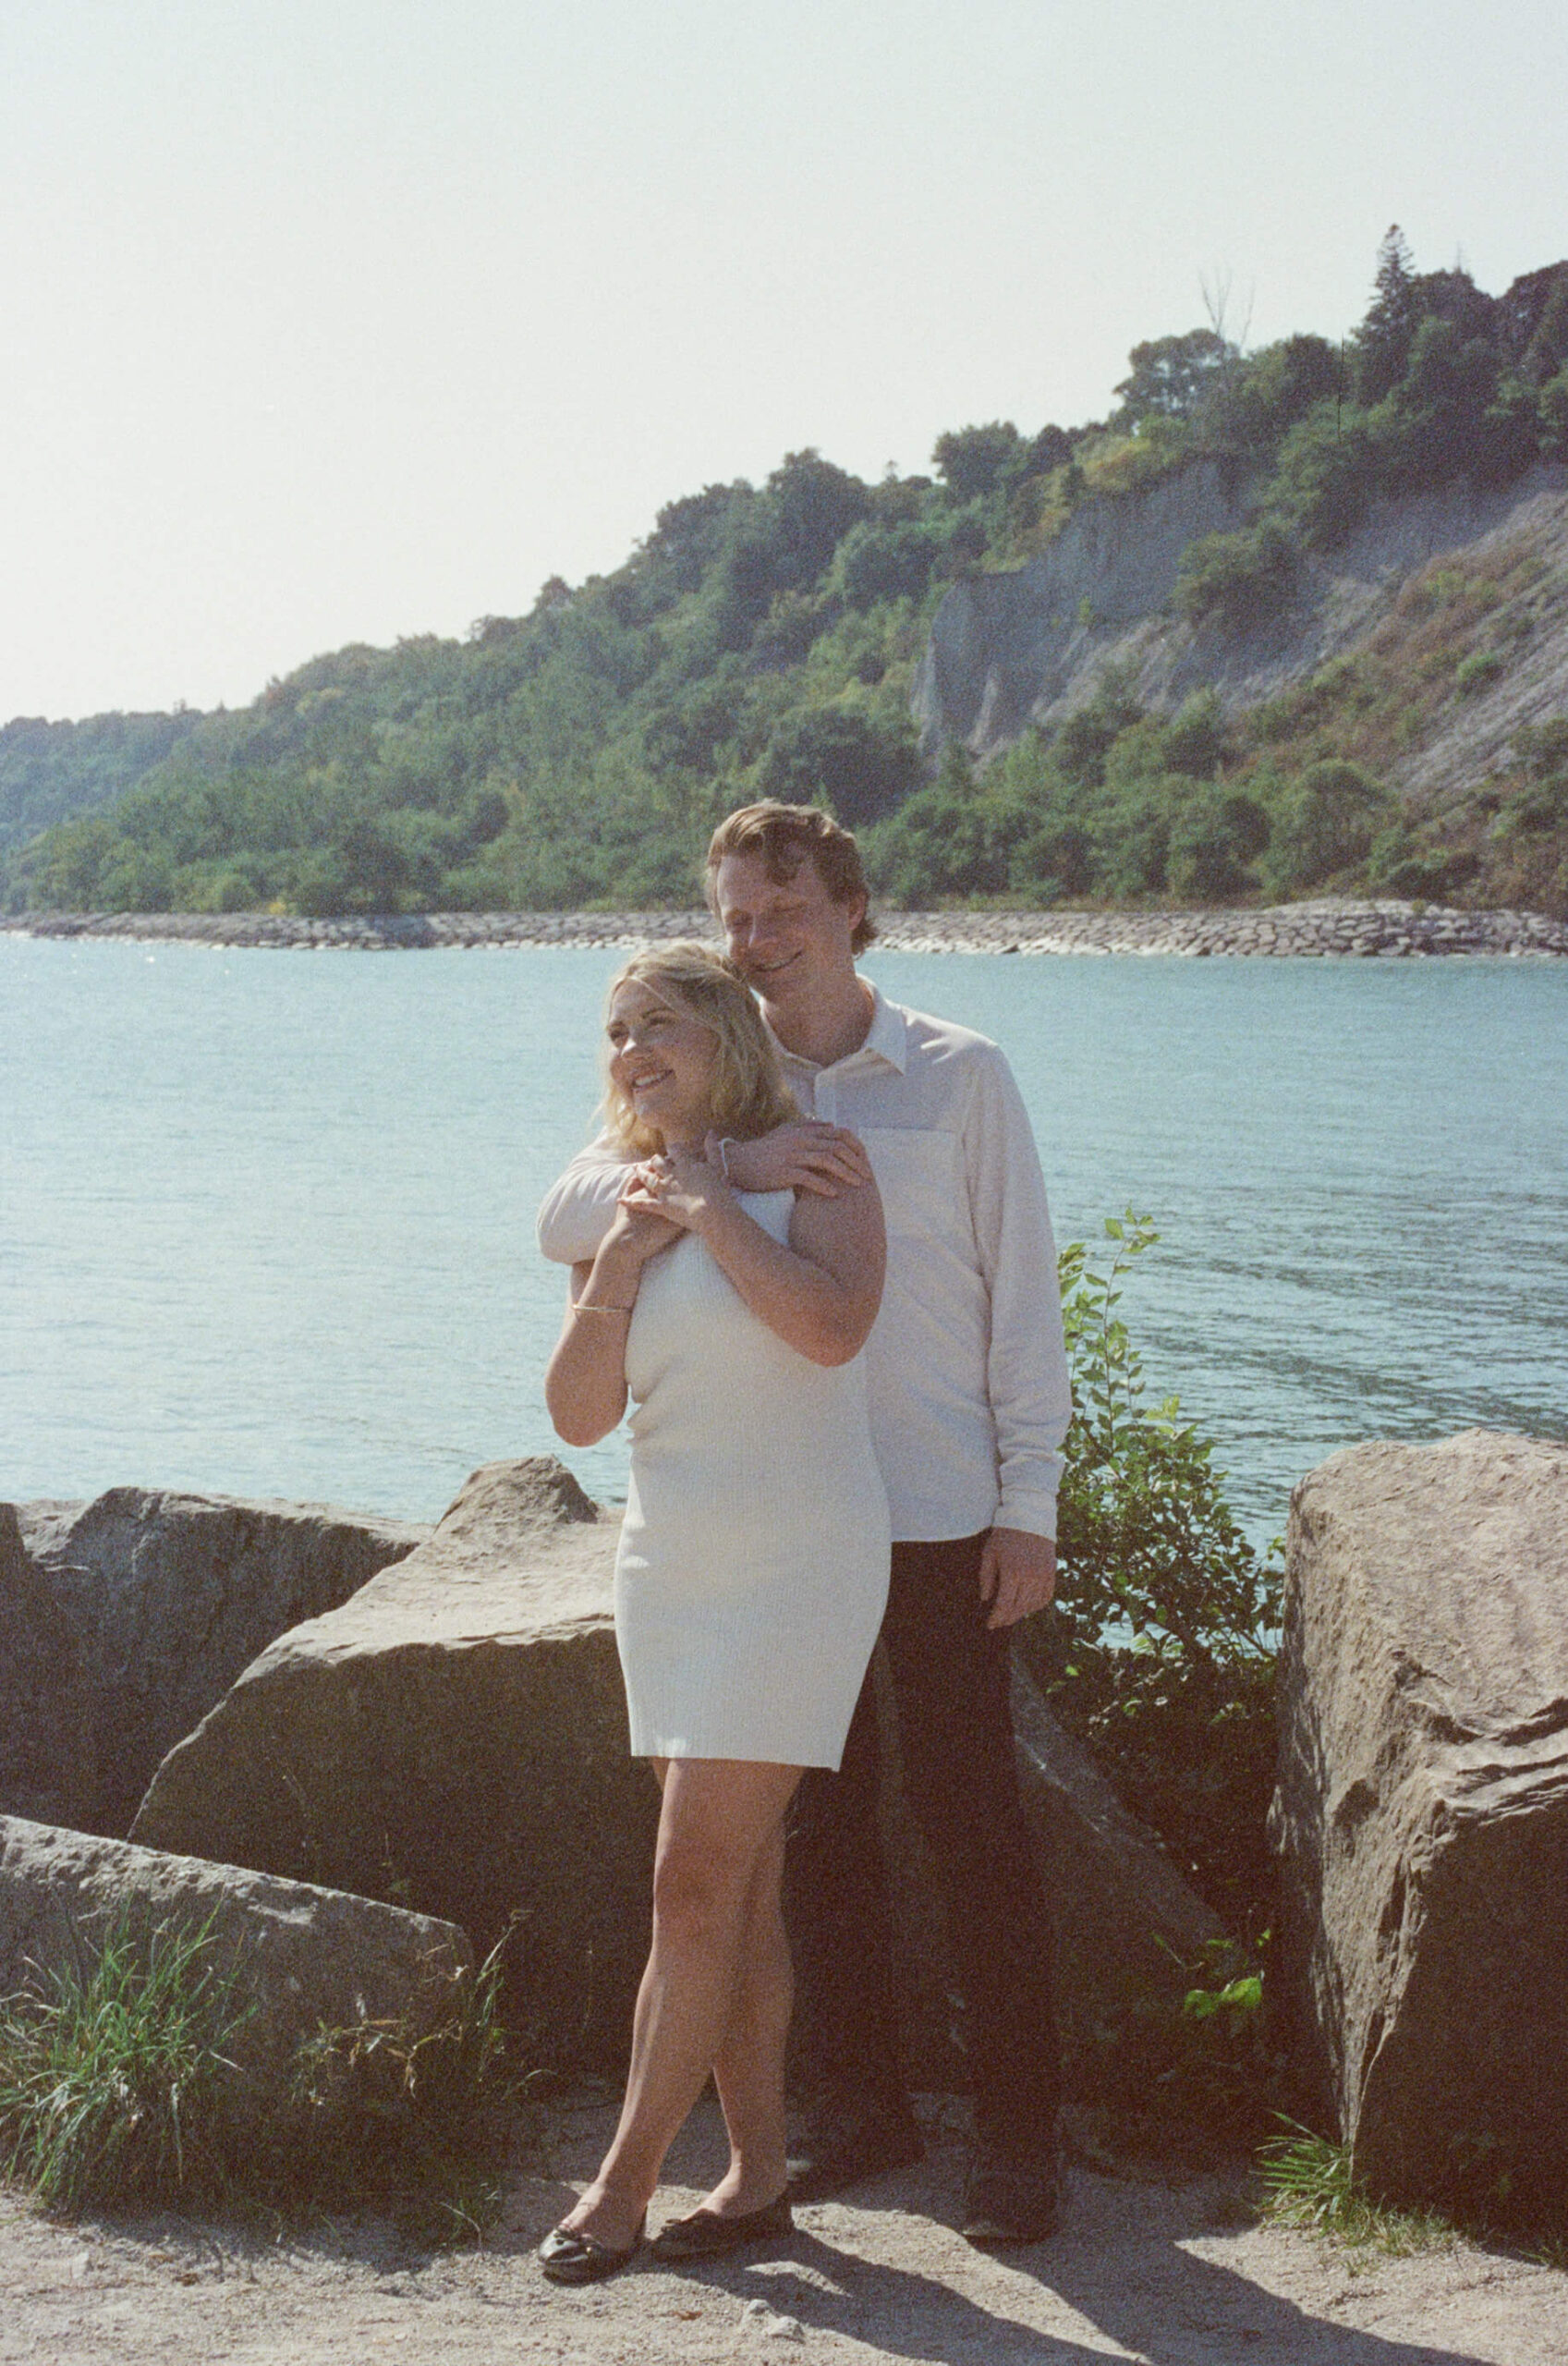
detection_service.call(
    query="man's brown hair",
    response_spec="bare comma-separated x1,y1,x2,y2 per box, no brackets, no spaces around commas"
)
705,801,879,956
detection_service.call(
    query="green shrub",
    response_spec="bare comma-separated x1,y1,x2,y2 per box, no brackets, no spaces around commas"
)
1454,649,1505,698
1023,1215,1282,1945
1367,825,1478,898
1538,367,1568,459
1168,788,1270,899
1175,519,1299,631
835,520,941,609
1156,689,1229,780
1007,819,1094,901
760,703,921,827
1261,760,1394,894
1269,405,1379,546
1013,1217,1287,2148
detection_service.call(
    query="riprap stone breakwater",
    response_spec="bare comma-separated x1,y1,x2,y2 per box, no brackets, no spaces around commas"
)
6,1459,1221,2096
5,898,1567,957
8,1433,1566,2223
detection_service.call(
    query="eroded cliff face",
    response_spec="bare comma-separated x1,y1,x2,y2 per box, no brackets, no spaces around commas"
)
914,461,1568,804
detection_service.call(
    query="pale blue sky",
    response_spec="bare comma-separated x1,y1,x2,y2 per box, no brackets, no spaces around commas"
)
4,0,1565,720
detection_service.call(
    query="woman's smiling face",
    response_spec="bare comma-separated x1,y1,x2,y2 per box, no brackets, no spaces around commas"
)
606,980,719,1147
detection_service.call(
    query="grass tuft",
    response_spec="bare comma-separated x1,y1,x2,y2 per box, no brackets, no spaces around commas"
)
0,1909,248,2212
287,1927,528,2240
1257,2120,1455,2255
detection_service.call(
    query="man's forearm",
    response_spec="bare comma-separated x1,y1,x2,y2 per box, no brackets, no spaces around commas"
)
536,1143,634,1264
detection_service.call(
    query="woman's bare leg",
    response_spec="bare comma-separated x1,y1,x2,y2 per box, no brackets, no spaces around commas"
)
557,1756,800,2247
703,1821,793,2214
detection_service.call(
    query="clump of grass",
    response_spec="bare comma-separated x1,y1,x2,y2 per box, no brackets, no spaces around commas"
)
1257,2120,1455,2255
0,1909,249,2212
289,1927,527,2240
0,1913,526,2238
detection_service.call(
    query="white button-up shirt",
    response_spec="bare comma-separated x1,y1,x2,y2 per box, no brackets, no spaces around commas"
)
536,986,1071,1543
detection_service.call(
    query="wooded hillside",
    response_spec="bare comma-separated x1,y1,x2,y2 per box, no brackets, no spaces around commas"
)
6,230,1567,919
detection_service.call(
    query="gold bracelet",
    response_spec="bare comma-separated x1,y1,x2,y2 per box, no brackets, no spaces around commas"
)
573,1299,633,1316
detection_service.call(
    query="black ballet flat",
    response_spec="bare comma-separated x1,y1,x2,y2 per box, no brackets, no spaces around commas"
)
538,2211,646,2284
649,2192,794,2262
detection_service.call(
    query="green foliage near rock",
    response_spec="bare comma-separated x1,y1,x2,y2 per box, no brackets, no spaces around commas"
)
1007,1214,1289,2153
1022,1215,1282,1949
1260,760,1396,896
6,231,1566,920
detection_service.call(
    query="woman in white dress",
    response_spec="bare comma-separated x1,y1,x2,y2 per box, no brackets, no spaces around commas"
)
540,944,890,2284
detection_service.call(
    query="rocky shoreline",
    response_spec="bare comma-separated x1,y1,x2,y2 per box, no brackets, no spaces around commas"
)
5,897,1568,957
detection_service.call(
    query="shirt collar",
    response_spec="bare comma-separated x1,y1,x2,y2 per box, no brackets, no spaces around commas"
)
771,981,908,1077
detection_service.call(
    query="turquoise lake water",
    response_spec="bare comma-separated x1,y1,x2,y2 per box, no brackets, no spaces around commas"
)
3,934,1565,1545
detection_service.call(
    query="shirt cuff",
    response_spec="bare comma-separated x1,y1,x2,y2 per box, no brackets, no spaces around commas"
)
994,1489,1059,1543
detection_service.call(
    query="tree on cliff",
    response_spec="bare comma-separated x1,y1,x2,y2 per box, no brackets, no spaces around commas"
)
1114,329,1234,428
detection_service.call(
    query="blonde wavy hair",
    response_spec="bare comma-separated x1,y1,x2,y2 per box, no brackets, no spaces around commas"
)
601,942,798,1158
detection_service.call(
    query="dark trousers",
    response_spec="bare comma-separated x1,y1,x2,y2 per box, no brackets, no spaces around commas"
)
784,1531,1062,2160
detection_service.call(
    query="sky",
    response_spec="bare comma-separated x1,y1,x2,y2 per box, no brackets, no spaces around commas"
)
4,0,1566,724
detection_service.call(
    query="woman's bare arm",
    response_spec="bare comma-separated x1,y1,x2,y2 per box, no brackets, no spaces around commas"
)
621,1154,884,1368
543,1203,679,1446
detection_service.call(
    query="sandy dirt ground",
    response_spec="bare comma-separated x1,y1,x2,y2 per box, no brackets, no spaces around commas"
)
3,2090,1564,2366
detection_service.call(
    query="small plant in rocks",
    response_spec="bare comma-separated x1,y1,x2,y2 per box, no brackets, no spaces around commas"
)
289,1927,525,2238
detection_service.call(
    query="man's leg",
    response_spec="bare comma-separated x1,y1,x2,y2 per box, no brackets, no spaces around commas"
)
783,1654,923,2196
881,1536,1061,2182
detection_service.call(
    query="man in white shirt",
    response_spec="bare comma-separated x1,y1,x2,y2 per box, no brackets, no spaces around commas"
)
536,800,1070,2243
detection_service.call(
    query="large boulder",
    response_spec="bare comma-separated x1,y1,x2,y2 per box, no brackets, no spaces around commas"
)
0,1814,471,2152
132,1458,658,2065
6,1487,428,1835
134,1456,1222,2086
1270,1431,1568,2226
0,1506,91,1827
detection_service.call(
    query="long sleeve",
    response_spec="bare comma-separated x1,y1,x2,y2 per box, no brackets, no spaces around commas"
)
963,1050,1072,1541
536,1135,637,1264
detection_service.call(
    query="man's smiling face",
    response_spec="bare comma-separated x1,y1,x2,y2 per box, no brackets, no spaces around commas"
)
712,849,865,1009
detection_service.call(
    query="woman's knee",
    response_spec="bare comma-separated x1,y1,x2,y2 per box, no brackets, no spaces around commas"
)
651,1824,752,1937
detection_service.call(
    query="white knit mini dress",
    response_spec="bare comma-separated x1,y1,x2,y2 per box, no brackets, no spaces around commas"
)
614,1189,891,1770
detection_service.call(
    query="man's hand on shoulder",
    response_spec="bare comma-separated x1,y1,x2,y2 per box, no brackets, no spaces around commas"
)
712,1121,872,1198
978,1526,1056,1629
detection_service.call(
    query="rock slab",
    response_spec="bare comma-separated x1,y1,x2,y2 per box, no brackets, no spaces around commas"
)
0,1814,471,2149
1270,1430,1568,2225
6,1487,427,1835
